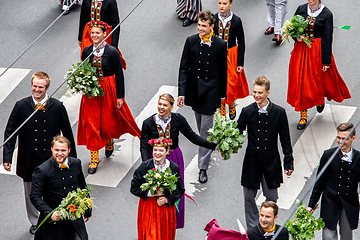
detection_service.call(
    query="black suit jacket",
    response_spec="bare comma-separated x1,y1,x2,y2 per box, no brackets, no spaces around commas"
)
130,159,185,206
140,113,217,161
3,97,76,182
247,224,289,240
178,34,227,115
30,157,91,240
308,147,360,230
236,100,294,189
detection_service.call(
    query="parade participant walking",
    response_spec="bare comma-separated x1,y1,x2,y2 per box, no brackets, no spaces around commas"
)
31,136,91,240
236,76,294,228
287,0,350,130
176,0,202,27
140,93,217,228
131,138,185,240
307,122,360,240
78,0,126,68
264,0,287,43
247,201,289,240
3,71,76,235
214,0,249,120
78,21,140,174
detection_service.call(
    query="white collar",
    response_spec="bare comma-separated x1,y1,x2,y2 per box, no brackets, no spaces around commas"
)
219,12,233,28
307,4,325,18
341,149,353,162
58,158,69,168
32,94,49,106
257,102,269,113
200,39,212,47
153,159,170,172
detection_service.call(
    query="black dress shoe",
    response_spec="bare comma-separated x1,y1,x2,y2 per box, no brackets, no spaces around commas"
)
199,169,208,183
316,102,325,113
29,225,37,235
88,167,97,174
229,111,236,120
182,18,192,27
105,149,113,158
297,118,307,130
63,7,70,15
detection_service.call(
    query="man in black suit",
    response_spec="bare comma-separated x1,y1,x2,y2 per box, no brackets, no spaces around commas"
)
3,71,76,234
236,76,294,228
31,135,90,240
307,122,360,240
177,10,227,183
247,201,289,240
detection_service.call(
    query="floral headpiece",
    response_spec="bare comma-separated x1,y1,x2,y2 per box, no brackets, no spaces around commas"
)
87,20,110,30
148,138,173,147
159,95,175,103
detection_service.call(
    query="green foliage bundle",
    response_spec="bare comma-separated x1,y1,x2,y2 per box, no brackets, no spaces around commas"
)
207,112,244,160
281,15,311,48
66,60,104,97
140,167,178,195
285,202,325,240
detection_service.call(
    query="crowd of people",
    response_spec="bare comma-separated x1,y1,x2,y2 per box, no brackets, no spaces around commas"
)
2,0,358,239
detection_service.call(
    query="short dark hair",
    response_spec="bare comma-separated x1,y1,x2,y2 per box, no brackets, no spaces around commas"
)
337,122,356,137
261,201,278,216
253,76,270,92
51,135,71,149
31,71,51,88
198,10,215,26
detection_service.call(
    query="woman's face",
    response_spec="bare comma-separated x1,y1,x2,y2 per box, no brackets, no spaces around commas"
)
91,26,106,45
218,0,233,14
157,99,173,118
307,0,320,8
153,146,168,163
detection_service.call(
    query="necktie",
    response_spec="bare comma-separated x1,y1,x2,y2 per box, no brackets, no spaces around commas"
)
60,164,67,169
35,102,46,110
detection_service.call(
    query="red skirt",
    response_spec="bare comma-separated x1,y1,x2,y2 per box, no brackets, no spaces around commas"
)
137,198,176,240
224,46,249,104
287,38,350,111
80,24,127,70
77,75,141,151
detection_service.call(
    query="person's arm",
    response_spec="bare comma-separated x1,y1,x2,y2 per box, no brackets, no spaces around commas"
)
236,107,247,135
321,10,333,66
110,47,125,99
219,41,228,99
78,1,89,43
3,102,20,169
59,103,77,158
278,109,294,174
164,164,185,206
30,167,53,214
178,38,191,107
140,119,153,161
130,162,148,200
236,17,245,68
109,0,120,47
77,160,91,219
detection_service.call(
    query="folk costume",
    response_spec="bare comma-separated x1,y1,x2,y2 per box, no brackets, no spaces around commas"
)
176,0,202,22
178,32,227,176
287,3,350,129
3,96,76,227
140,111,217,228
130,159,185,240
78,42,140,173
30,157,91,240
308,148,360,239
247,223,289,240
78,0,126,69
236,99,294,228
214,12,249,120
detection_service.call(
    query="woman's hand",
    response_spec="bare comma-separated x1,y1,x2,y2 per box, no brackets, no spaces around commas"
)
78,41,82,48
156,196,167,207
117,98,124,109
237,66,244,73
322,65,330,72
297,34,305,42
51,210,61,221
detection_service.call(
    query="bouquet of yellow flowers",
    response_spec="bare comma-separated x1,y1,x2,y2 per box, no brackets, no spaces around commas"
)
140,167,178,195
36,187,94,232
281,15,311,48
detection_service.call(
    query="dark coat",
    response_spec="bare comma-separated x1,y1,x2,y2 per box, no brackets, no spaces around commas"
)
140,113,217,161
30,157,91,240
247,224,289,240
130,159,185,206
236,100,294,189
178,34,227,115
3,97,77,182
308,148,360,230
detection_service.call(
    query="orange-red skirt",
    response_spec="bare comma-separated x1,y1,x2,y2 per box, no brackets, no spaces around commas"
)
81,24,127,70
287,38,350,111
77,75,141,151
137,197,176,240
224,46,249,104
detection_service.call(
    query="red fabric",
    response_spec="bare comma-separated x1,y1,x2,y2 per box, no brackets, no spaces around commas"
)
137,197,176,240
77,75,141,151
224,46,249,104
80,24,127,70
205,219,249,240
287,38,350,111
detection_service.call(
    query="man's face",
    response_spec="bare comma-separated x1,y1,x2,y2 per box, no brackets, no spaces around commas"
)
51,141,70,164
259,207,277,230
253,84,269,107
337,130,356,153
32,77,48,102
197,19,214,36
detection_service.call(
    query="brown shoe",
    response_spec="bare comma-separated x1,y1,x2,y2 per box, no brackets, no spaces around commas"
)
272,34,282,43
264,27,274,35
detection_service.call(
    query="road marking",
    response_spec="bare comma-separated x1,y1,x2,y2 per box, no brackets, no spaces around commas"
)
256,104,357,209
0,68,31,105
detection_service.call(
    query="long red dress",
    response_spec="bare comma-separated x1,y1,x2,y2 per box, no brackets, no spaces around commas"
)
77,44,140,151
287,4,350,111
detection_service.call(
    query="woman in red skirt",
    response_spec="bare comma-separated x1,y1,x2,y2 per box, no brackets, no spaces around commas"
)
78,21,141,174
214,0,249,120
131,138,185,240
287,0,350,130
